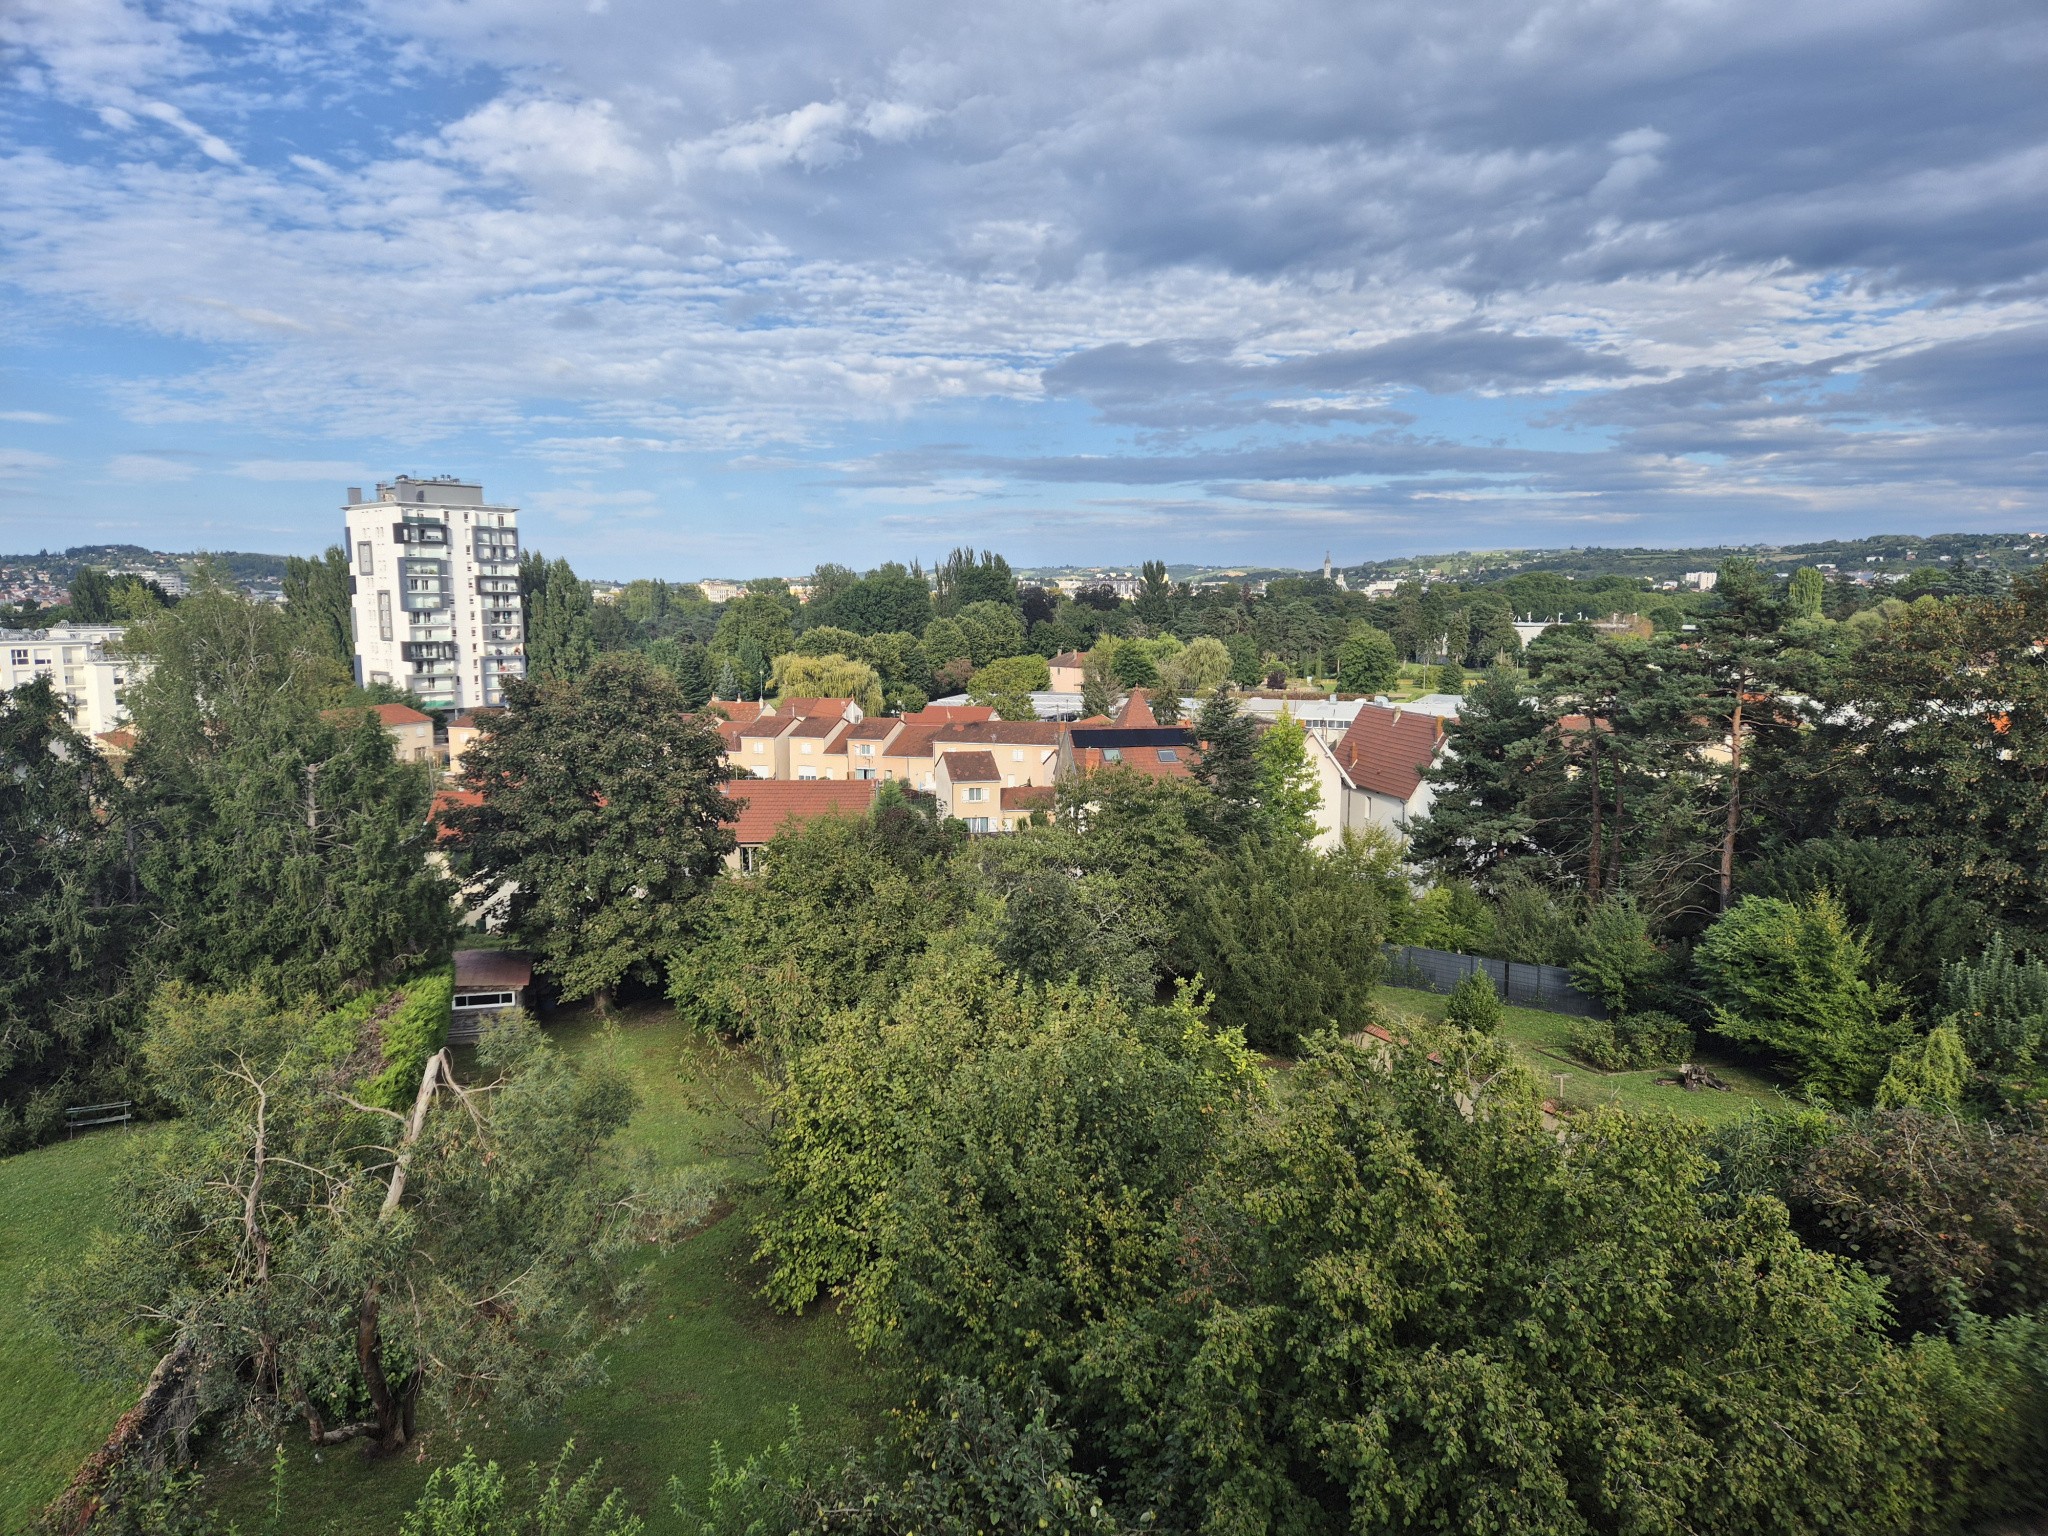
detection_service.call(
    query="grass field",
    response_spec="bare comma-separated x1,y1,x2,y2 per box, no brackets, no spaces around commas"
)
0,1005,878,1535
1374,984,1789,1125
0,1124,159,1531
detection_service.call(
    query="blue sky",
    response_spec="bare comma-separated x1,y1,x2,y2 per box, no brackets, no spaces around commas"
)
2,0,2045,578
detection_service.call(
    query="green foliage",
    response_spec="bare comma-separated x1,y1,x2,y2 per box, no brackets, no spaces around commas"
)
1788,565,1827,621
1694,891,1913,1101
1251,708,1319,844
1487,874,1581,965
675,1383,1121,1536
805,562,931,636
1188,688,1261,848
360,969,454,1113
34,990,647,1459
668,809,970,1065
1874,1022,1970,1111
1157,634,1230,698
1777,1110,2048,1335
931,548,1017,613
398,1444,642,1536
123,581,451,1003
69,565,116,622
444,653,736,1002
1335,622,1399,693
1443,969,1502,1032
282,547,355,670
1744,838,1992,1000
768,652,883,716
1409,664,1548,884
708,587,797,698
1079,647,1119,719
1939,931,2048,1076
1432,659,1466,694
1566,1010,1694,1071
1570,894,1666,1014
965,654,1050,720
0,680,144,1150
1179,836,1389,1051
1095,1045,1946,1535
953,601,1026,667
522,555,599,683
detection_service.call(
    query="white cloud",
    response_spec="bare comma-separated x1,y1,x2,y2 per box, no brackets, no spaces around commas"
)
436,96,653,186
0,411,65,424
0,447,61,477
232,459,370,481
108,453,198,481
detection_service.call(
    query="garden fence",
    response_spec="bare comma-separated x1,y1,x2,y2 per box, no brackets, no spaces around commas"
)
1380,944,1606,1019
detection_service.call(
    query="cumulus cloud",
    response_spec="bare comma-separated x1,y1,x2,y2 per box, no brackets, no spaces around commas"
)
1,0,2044,560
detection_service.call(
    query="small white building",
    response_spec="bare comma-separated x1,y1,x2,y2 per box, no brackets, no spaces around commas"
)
0,622,141,737
1303,702,1456,851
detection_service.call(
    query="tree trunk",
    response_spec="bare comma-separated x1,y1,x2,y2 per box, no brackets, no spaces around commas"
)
1586,728,1604,898
1608,764,1627,896
39,1342,197,1535
1719,695,1744,912
357,1283,407,1455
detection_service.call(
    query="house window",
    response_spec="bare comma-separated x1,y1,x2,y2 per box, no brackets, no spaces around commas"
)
797,767,818,780
377,591,394,641
967,817,992,834
453,991,516,1010
1003,818,1014,830
966,786,986,802
801,742,813,754
752,742,765,754
414,746,428,761
857,743,874,756
8,649,25,667
1012,749,1024,761
1157,748,1178,762
1004,775,1015,787
357,540,374,574
1103,748,1122,762
857,768,877,780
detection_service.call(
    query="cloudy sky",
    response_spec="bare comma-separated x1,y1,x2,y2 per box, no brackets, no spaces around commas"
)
2,0,2045,576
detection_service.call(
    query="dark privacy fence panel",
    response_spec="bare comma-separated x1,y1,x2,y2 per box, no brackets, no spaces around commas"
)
1381,944,1606,1019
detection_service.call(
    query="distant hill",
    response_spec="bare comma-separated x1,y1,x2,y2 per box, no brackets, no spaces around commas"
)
0,546,293,583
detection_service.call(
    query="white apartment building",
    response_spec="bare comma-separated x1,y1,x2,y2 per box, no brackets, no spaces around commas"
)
0,622,139,737
344,476,525,711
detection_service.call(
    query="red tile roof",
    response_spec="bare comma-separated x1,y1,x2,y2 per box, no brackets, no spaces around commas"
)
707,699,770,725
778,696,854,719
1070,745,1190,779
940,749,1001,783
1001,784,1055,811
738,714,799,738
454,948,532,989
1333,705,1450,801
370,703,433,726
884,724,946,760
725,779,879,845
929,719,1062,745
902,705,996,724
1112,690,1159,728
845,717,903,740
1049,650,1086,668
787,715,848,739
431,787,483,842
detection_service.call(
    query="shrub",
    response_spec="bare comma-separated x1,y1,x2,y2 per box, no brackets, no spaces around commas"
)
1570,895,1665,1015
1694,891,1912,1101
1444,970,1503,1033
1567,1010,1693,1071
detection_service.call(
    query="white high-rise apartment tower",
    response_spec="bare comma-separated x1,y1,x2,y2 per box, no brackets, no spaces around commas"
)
343,476,525,711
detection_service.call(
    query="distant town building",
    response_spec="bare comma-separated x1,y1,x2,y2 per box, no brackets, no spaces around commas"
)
1683,570,1719,591
343,477,525,712
0,622,140,737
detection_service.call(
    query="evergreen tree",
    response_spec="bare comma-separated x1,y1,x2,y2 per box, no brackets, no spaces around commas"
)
443,653,737,1005
1253,708,1320,845
0,679,144,1149
282,545,355,670
1080,648,1120,718
1190,688,1262,849
68,565,114,622
1788,565,1827,622
1410,665,1548,886
522,555,598,682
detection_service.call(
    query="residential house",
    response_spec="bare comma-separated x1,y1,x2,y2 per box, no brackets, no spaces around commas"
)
324,701,437,764
723,778,879,871
731,712,801,778
788,714,851,777
934,749,1004,830
841,716,904,779
777,696,864,724
1,622,140,737
1312,702,1454,843
1048,650,1088,691
1000,784,1056,831
446,709,499,777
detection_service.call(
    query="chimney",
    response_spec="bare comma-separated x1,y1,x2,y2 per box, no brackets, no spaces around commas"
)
346,487,362,505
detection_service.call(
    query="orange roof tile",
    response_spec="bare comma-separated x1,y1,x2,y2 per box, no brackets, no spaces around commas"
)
1333,705,1449,800
1001,784,1055,811
1112,690,1159,728
725,779,878,845
940,749,1001,783
902,705,997,724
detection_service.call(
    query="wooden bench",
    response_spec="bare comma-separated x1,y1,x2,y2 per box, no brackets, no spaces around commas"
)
65,1101,134,1136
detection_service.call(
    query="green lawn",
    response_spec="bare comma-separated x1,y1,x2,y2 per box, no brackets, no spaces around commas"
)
0,1123,158,1531
1,1005,878,1535
1373,985,1790,1126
